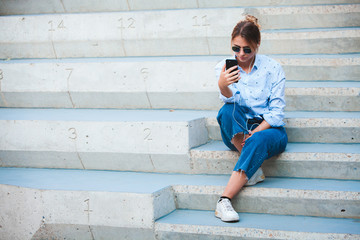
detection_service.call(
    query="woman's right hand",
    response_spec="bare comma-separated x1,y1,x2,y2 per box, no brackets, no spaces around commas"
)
218,64,240,90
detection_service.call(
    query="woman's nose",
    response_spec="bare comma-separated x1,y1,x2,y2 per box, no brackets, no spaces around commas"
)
239,48,246,55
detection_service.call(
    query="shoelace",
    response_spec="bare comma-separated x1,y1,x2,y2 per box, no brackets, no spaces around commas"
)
221,199,235,212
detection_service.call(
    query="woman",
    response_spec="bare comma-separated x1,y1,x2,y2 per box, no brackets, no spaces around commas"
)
214,15,288,222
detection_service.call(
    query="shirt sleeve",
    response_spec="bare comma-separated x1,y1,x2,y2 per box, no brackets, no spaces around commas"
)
215,58,239,103
263,64,286,127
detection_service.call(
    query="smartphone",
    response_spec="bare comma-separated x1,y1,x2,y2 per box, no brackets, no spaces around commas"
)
226,59,239,82
226,59,238,72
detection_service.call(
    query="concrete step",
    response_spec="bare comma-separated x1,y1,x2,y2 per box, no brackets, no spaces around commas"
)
2,0,360,15
0,168,178,240
259,27,360,55
1,109,359,173
285,81,360,112
0,56,224,110
173,177,360,219
1,168,359,239
0,108,211,173
274,54,360,81
2,109,359,172
155,210,360,240
1,57,359,110
207,111,360,143
1,5,359,59
191,141,360,179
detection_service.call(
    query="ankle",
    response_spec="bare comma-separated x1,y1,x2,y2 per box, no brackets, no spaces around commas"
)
220,196,232,201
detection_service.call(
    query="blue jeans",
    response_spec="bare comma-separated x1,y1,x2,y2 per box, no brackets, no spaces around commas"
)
217,103,288,179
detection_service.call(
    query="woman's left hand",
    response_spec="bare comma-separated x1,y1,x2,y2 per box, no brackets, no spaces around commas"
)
241,131,252,147
241,120,272,146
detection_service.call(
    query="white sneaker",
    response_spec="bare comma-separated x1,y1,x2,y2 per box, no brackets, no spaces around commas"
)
215,198,239,222
245,167,265,186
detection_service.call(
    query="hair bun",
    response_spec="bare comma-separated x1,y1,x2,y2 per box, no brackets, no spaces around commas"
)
244,15,261,30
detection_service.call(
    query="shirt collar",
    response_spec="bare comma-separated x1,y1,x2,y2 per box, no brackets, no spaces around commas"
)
253,54,260,70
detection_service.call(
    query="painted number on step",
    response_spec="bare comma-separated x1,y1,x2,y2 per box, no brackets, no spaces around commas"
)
66,68,73,81
144,128,152,141
118,18,136,29
84,199,92,213
192,15,210,27
48,20,65,31
141,68,149,80
68,128,77,140
84,199,93,223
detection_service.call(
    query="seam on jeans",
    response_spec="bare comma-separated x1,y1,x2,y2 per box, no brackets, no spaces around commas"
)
275,133,288,152
221,128,237,150
246,151,267,179
232,102,251,135
245,130,287,178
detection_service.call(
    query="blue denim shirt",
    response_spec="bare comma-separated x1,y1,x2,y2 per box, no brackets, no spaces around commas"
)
215,54,286,127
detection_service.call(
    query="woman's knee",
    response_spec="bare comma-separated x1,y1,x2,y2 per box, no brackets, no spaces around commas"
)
217,104,234,123
245,132,264,148
247,128,287,154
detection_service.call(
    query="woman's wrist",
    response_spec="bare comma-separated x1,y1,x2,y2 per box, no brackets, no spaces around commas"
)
219,85,233,98
253,120,271,133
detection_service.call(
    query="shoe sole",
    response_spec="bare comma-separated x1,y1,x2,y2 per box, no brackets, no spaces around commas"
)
215,210,239,222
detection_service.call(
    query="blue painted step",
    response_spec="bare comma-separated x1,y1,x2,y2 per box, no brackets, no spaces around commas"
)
155,209,360,239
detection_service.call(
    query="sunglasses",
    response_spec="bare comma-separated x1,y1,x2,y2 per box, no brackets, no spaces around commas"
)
232,46,252,54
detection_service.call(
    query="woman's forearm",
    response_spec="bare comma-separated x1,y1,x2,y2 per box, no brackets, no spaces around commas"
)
251,120,271,134
242,119,271,146
218,63,239,99
219,86,234,99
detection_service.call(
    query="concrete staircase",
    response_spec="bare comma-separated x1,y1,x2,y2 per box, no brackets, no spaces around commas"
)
0,1,359,239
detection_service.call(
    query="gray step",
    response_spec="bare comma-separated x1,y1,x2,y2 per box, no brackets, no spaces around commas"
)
1,57,359,110
155,210,360,240
1,168,359,239
1,109,359,174
207,111,360,143
285,81,360,112
2,109,359,172
0,57,224,109
0,108,210,173
1,0,360,15
174,177,360,219
0,6,359,59
259,27,360,55
191,141,360,180
275,54,360,81
0,168,177,240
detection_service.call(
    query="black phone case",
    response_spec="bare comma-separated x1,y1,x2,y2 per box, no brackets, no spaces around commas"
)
225,59,239,82
226,59,238,73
